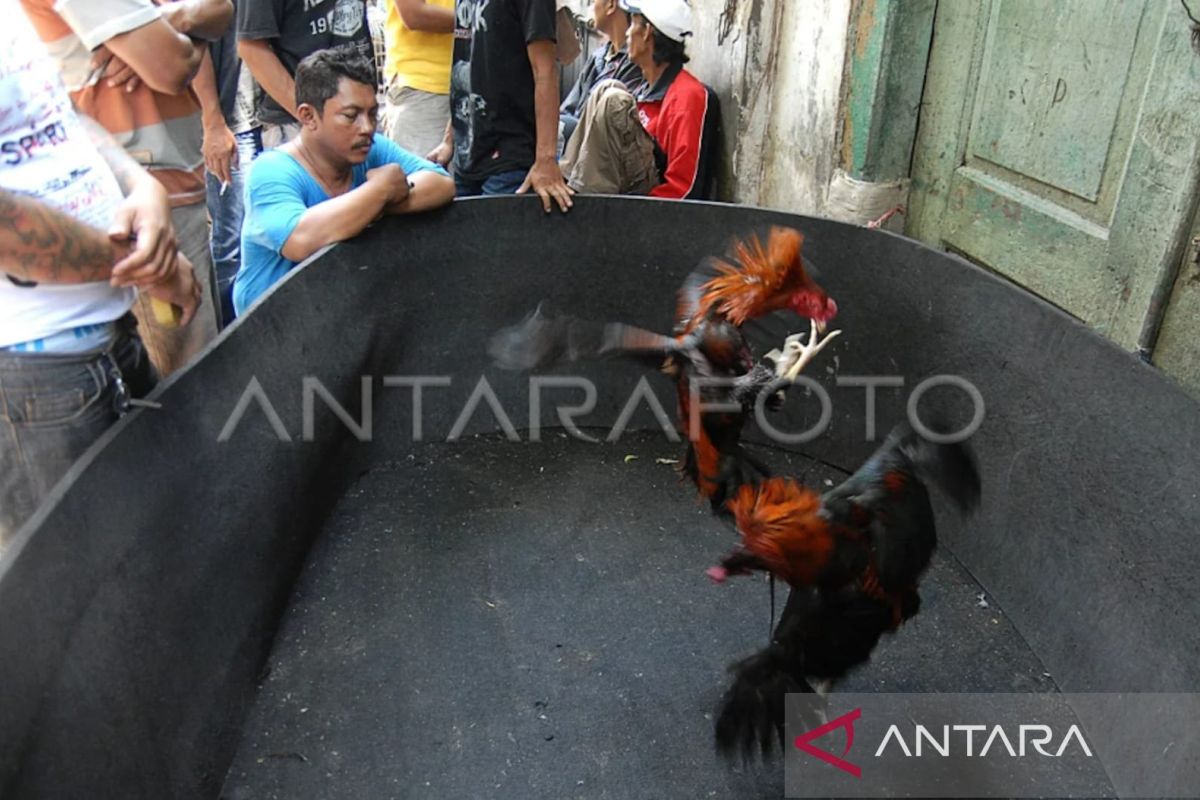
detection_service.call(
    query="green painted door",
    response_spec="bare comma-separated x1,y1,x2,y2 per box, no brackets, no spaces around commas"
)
908,0,1200,350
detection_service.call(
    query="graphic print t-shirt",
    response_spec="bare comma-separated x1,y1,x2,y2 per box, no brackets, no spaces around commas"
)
451,0,557,181
237,0,374,126
0,7,133,347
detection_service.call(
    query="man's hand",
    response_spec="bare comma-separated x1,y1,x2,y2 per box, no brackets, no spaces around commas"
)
517,157,574,214
88,46,142,93
144,252,202,327
202,117,237,186
366,163,411,205
426,141,453,168
108,179,178,288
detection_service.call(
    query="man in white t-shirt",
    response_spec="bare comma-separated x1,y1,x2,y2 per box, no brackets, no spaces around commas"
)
0,11,200,551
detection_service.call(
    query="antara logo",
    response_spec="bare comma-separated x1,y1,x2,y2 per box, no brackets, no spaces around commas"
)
794,708,863,778
793,709,1095,779
874,723,1094,758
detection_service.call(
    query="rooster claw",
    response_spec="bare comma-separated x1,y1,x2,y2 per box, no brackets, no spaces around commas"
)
766,319,842,382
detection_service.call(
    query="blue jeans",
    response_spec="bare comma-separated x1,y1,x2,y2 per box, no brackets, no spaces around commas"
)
454,169,528,197
205,128,262,328
0,316,156,550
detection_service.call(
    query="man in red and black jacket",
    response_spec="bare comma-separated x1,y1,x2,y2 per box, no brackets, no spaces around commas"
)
560,0,716,200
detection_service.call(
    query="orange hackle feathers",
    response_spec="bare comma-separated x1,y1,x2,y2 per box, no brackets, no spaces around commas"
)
695,227,808,326
725,478,834,586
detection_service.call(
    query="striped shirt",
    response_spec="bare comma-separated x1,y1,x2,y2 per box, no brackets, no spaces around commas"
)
20,0,207,207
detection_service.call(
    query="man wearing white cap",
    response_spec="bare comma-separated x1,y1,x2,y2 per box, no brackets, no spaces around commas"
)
560,0,714,199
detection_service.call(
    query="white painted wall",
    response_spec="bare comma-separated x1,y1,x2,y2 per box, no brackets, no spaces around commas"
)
684,0,853,212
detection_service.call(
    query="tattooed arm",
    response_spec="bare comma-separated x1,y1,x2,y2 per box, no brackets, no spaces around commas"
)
0,115,178,288
0,186,200,324
0,188,128,284
78,116,178,287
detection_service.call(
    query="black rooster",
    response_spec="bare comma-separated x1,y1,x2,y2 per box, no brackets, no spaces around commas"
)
708,423,982,758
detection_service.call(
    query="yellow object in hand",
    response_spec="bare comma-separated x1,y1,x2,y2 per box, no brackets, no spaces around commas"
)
149,297,182,328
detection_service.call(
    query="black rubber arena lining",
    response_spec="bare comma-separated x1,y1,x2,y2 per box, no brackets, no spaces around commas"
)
2,197,1197,799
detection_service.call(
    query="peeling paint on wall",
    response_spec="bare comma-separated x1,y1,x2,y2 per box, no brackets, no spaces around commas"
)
684,0,853,213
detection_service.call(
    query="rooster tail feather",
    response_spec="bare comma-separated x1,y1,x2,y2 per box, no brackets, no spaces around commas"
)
489,305,676,372
892,423,982,514
715,643,813,760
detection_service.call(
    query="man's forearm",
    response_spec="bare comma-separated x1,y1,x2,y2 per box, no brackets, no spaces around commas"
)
160,0,234,41
238,39,298,119
384,172,455,215
103,17,203,94
281,183,390,261
529,43,560,162
0,189,120,284
193,48,224,125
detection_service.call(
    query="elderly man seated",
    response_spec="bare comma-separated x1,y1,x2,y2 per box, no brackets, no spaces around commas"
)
559,0,716,200
234,45,454,315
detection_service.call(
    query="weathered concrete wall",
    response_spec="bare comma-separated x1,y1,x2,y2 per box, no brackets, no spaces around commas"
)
685,0,852,212
1153,218,1200,397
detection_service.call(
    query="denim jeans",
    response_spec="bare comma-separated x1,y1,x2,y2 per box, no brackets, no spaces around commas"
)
206,128,262,328
0,316,156,551
454,169,528,197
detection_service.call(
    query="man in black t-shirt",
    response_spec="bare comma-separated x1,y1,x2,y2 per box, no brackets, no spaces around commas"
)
236,0,375,148
428,0,574,213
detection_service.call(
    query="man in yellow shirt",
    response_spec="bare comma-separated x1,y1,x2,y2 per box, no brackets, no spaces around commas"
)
383,0,454,156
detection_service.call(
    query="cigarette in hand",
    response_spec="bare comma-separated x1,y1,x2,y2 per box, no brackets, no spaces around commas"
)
219,181,230,196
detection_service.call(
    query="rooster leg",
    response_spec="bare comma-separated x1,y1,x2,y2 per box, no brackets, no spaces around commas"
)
766,320,843,383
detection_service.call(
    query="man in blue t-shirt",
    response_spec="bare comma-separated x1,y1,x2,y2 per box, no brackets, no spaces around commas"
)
234,45,453,316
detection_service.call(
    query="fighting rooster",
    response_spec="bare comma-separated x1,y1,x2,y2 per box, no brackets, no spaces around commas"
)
489,227,840,512
708,423,981,758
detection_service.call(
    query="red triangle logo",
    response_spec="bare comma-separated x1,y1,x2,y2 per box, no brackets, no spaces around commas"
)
793,707,863,778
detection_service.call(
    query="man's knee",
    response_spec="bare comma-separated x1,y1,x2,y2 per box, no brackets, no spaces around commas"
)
591,80,637,114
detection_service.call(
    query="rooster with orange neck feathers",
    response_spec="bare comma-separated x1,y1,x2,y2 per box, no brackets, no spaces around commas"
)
708,422,981,758
669,226,838,510
489,226,840,511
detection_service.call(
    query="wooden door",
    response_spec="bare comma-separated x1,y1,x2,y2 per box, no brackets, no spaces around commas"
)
909,0,1200,350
